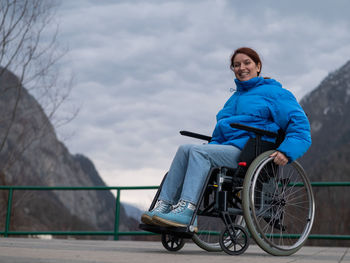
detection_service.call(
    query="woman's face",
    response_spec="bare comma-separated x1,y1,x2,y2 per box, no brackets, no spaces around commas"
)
233,53,261,81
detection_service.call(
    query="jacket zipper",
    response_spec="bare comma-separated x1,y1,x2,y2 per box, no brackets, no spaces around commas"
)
234,91,241,114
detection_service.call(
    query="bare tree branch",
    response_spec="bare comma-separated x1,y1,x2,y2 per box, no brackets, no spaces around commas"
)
0,0,77,176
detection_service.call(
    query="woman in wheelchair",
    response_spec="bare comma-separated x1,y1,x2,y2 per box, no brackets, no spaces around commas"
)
140,47,312,255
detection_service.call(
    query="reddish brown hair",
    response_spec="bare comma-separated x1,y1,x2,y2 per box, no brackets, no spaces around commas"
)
230,47,262,76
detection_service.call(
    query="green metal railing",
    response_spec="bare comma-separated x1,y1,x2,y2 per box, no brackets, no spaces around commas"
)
0,185,158,240
0,182,349,241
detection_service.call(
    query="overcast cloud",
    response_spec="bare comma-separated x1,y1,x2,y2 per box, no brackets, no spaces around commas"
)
53,0,350,208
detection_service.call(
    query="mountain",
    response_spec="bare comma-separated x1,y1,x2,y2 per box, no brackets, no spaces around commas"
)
299,61,350,246
0,68,139,237
123,203,143,220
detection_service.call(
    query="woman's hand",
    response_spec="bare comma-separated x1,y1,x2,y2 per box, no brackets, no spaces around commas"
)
270,151,288,166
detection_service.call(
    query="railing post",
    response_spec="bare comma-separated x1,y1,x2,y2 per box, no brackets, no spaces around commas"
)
5,188,13,237
114,188,121,241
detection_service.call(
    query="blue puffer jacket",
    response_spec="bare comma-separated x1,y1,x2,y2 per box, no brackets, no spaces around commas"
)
210,77,311,162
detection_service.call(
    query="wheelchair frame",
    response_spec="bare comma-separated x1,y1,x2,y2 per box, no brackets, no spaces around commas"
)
139,123,315,256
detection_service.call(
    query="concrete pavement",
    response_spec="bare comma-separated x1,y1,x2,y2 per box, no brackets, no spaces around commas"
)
0,238,348,263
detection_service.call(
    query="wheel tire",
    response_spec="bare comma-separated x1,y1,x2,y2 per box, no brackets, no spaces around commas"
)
219,224,249,255
242,150,315,256
161,233,185,252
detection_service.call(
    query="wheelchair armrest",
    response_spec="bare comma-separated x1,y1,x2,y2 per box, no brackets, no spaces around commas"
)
180,131,212,142
230,123,278,138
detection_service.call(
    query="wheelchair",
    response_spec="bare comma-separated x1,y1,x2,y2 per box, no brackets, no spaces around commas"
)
139,123,315,256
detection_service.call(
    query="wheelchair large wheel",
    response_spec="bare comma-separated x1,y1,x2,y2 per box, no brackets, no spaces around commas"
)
242,150,315,256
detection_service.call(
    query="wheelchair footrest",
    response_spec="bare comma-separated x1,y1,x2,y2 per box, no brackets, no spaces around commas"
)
139,224,195,238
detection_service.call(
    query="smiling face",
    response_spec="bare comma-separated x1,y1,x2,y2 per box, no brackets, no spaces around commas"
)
233,53,261,81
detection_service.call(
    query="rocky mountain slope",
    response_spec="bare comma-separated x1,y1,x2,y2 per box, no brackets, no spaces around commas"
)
299,61,350,246
0,68,138,237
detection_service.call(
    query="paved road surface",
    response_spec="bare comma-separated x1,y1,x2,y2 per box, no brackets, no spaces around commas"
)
0,238,348,263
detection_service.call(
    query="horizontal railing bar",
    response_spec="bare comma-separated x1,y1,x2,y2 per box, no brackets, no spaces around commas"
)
0,186,159,190
308,234,350,240
0,182,349,191
0,231,157,236
310,182,350,187
284,182,350,187
0,231,115,236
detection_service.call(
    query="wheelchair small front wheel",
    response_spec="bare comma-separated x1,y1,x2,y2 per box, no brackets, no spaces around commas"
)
242,150,315,256
192,169,246,252
161,233,185,252
219,225,249,255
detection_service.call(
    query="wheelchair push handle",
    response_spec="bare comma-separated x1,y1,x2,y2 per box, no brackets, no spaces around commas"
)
179,131,212,142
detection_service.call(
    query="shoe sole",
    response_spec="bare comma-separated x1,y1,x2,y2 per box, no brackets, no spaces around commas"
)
152,216,198,232
141,214,154,225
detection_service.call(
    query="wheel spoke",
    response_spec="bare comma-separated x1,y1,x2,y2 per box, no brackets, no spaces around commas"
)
219,225,249,255
243,152,315,256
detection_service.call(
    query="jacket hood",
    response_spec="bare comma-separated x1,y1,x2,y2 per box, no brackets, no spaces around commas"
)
235,77,282,91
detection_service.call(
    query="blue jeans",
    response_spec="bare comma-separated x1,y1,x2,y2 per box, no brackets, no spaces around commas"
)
158,144,241,205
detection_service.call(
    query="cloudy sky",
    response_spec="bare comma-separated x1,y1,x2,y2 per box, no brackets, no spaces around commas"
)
53,0,350,208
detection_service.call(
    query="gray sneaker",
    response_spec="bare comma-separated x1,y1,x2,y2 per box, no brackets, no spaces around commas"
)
141,200,172,225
